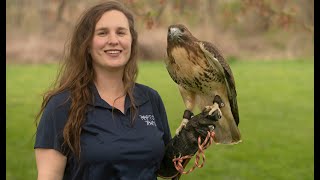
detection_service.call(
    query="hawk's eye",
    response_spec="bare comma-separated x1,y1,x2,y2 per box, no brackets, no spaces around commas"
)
181,28,185,33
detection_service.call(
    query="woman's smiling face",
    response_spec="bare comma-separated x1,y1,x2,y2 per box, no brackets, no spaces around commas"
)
90,10,132,72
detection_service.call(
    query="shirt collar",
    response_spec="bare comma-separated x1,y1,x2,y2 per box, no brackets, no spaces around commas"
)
132,83,149,106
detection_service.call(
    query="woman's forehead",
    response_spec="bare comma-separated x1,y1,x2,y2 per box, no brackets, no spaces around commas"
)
95,10,129,30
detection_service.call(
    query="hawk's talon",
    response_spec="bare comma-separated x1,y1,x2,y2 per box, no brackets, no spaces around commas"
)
207,110,222,121
207,110,221,121
203,103,222,121
175,118,189,135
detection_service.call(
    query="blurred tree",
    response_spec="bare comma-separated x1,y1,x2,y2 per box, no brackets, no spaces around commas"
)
123,0,168,29
7,0,313,34
6,0,314,62
6,0,25,27
241,0,314,34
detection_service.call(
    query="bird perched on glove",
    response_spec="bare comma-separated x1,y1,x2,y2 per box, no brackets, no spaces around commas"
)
166,24,241,144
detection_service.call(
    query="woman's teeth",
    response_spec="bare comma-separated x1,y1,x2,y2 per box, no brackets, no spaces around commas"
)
106,50,121,54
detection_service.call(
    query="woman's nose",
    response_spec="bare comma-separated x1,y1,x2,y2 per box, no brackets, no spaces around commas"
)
107,33,119,45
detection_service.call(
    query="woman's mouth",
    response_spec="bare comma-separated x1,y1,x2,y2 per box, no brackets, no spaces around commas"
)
104,50,122,55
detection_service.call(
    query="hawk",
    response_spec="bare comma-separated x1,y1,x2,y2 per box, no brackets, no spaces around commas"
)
166,24,241,144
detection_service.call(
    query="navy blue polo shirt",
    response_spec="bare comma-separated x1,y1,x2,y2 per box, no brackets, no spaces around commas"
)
34,83,172,180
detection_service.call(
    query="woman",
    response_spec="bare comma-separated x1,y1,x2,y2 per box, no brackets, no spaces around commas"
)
34,1,218,179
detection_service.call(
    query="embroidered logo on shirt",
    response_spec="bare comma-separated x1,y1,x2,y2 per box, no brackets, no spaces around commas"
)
139,115,157,127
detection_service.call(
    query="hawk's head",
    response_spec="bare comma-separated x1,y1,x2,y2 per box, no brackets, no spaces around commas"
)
167,24,198,45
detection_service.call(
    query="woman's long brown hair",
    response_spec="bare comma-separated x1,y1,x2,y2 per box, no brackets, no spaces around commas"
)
35,0,138,159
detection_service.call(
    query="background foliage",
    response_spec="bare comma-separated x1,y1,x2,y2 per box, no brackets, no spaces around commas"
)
6,0,314,63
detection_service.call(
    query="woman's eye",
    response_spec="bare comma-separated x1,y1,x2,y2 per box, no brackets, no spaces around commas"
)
96,30,108,36
118,31,125,35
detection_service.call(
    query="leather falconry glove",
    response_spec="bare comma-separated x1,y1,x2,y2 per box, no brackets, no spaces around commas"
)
157,102,222,179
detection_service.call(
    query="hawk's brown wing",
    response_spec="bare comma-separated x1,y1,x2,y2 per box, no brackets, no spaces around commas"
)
200,41,239,126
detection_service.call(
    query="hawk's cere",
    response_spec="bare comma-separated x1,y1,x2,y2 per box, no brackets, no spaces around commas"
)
166,24,241,144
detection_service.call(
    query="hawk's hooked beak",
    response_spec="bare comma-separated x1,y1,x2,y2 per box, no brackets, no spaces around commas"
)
169,27,181,36
168,27,182,41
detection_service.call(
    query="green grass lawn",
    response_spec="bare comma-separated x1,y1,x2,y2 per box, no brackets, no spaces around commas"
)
6,59,314,180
